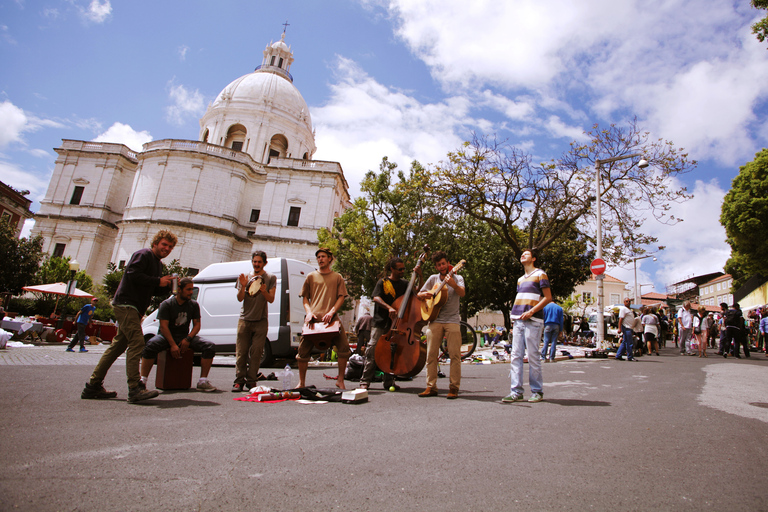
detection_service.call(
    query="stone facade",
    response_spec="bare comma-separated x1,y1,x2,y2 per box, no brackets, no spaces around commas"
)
0,180,34,237
32,33,350,281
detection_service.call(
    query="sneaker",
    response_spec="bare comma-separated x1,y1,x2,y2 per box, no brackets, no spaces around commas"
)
66,348,75,352
528,392,544,403
79,348,88,353
197,380,217,392
81,381,118,399
127,387,159,403
501,393,523,403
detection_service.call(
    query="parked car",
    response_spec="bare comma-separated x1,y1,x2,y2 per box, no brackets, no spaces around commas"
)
141,257,315,366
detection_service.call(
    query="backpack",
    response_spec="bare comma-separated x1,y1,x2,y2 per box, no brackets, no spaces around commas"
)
724,309,742,328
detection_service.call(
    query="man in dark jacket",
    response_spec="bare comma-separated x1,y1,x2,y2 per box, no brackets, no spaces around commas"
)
81,230,177,403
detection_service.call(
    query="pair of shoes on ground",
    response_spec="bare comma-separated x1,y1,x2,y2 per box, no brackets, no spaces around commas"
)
501,392,543,403
232,382,251,392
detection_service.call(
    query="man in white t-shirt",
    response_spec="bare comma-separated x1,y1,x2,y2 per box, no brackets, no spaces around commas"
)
615,297,637,361
677,301,693,355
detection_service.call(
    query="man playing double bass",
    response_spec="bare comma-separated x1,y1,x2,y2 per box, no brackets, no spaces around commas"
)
417,251,465,399
360,257,421,391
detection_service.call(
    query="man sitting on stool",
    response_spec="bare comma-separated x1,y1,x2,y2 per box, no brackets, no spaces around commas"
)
139,277,217,392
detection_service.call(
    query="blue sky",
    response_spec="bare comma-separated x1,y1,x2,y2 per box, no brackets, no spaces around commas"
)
1,0,767,296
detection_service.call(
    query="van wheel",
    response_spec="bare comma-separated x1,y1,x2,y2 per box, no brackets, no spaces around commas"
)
261,342,275,368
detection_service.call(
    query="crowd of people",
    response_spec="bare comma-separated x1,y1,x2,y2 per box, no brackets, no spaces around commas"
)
73,231,765,405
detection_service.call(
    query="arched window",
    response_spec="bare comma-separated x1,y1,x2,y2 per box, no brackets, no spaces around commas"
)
267,134,288,163
224,124,247,151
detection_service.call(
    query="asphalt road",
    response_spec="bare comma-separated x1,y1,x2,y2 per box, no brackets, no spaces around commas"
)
0,344,767,511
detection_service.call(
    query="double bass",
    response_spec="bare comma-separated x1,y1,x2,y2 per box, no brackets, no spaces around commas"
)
374,246,429,378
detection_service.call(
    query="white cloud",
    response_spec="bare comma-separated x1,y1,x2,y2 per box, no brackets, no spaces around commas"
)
607,178,730,294
312,57,472,196
0,101,28,147
386,0,768,168
165,81,205,126
178,45,189,61
81,0,111,24
92,122,152,152
0,159,50,202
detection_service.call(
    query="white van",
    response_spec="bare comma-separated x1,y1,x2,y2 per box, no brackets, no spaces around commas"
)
141,258,315,366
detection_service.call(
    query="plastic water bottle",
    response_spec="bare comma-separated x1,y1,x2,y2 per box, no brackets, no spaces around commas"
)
282,364,294,390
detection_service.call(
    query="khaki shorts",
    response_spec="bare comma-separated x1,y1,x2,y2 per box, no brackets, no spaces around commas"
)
296,323,352,362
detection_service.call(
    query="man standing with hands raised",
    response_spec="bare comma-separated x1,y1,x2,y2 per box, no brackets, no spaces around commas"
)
232,251,276,392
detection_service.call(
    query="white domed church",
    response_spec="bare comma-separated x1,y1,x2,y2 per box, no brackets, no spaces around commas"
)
32,33,350,280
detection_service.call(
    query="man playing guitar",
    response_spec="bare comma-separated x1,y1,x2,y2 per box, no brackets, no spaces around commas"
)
416,251,465,399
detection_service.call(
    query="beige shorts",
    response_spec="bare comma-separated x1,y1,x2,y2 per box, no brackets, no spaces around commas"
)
296,323,352,362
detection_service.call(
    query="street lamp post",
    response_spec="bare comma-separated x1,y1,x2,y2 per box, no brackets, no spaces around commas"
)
632,254,656,303
594,153,647,349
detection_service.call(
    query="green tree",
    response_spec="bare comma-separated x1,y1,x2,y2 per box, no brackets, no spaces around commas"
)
319,158,440,298
720,148,768,288
36,256,94,292
319,157,593,328
147,258,193,313
0,220,44,294
101,262,124,299
752,0,768,46
430,119,696,264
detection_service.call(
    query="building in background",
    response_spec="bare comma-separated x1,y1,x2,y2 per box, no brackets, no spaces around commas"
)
31,33,350,281
0,180,33,238
698,273,733,307
569,274,628,316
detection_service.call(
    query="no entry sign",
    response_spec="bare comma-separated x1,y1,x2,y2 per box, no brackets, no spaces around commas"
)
590,258,606,275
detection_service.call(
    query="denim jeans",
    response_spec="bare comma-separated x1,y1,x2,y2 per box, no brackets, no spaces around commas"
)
510,318,544,396
541,324,560,360
615,326,635,359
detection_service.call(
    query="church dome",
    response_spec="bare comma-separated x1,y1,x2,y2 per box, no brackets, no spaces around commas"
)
199,33,316,164
210,71,312,132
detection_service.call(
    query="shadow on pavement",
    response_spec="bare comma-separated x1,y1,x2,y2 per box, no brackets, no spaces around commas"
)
130,398,220,408
544,398,611,407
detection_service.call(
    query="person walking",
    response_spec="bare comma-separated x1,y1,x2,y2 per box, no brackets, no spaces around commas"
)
80,230,177,403
66,298,98,353
541,302,563,362
642,306,661,356
615,298,637,361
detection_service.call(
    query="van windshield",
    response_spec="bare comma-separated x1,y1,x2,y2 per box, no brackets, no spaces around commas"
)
192,287,200,300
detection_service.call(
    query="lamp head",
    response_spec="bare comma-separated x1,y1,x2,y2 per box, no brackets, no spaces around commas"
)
637,159,649,169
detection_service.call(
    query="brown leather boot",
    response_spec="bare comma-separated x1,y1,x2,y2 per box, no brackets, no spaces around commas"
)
418,387,438,397
447,387,459,399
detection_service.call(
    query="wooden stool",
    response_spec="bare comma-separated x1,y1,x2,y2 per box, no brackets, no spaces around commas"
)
155,349,193,390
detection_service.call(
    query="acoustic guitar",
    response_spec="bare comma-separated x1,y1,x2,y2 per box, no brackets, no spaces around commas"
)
420,260,466,322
